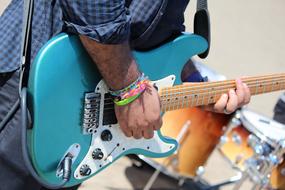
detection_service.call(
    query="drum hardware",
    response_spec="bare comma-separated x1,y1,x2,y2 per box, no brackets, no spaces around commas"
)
232,140,285,190
246,138,285,189
248,135,268,156
232,132,242,145
195,166,206,181
143,120,191,190
219,109,285,190
218,111,241,148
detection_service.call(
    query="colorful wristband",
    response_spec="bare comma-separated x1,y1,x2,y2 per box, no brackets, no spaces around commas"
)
110,73,149,106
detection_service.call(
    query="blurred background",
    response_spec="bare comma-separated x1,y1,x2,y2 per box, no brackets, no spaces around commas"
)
1,0,284,189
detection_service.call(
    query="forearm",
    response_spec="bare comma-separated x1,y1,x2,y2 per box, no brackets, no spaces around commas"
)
80,36,140,90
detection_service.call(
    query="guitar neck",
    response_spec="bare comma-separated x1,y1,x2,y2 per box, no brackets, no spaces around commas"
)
160,73,285,112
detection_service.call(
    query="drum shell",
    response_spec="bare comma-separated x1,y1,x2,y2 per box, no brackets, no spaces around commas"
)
271,158,285,189
154,108,230,177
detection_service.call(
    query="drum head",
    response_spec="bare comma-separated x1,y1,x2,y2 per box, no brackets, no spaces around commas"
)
240,109,285,147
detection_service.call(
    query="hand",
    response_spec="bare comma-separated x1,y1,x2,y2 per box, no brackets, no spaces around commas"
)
115,84,162,139
203,78,251,114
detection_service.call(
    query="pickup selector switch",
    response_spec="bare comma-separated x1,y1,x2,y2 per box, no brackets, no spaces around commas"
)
92,148,104,160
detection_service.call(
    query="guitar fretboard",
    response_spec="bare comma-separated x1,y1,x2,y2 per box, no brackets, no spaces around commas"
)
160,73,285,112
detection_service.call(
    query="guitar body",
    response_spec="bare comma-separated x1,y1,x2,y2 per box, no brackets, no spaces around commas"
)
27,33,208,187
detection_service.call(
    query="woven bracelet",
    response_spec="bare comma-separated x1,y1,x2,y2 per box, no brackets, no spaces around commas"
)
109,73,149,106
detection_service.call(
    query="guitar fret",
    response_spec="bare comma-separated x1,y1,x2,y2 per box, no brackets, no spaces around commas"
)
262,82,266,94
186,94,189,109
167,90,170,112
201,90,205,106
181,90,184,109
255,80,258,95
160,74,285,112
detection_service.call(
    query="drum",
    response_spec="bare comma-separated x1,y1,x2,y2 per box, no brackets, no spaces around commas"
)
219,109,285,189
142,107,230,178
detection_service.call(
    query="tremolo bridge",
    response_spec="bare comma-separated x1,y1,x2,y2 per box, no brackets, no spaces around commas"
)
82,92,101,134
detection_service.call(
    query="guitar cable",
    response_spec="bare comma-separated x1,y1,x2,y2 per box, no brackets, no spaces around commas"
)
21,88,72,189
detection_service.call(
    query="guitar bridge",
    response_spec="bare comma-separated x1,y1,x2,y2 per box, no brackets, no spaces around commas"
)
82,92,101,134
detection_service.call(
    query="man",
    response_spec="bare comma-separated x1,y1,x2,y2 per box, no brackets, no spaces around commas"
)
0,0,250,189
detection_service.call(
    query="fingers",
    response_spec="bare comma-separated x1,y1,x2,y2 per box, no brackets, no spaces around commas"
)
119,123,132,138
213,89,238,114
142,128,154,139
141,118,162,139
213,93,228,112
226,89,238,113
211,78,251,114
153,117,162,130
120,118,161,139
243,83,251,105
236,78,245,106
236,78,251,106
132,129,143,139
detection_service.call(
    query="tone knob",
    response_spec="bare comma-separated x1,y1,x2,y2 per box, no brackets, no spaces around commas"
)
92,148,104,160
79,164,91,176
101,130,113,141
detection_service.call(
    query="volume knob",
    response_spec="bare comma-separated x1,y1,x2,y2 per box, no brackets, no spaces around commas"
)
92,148,104,160
101,130,113,141
79,164,91,176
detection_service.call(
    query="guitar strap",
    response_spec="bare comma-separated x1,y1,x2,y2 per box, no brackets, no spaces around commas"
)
19,0,34,90
0,0,34,136
18,1,73,189
195,0,211,59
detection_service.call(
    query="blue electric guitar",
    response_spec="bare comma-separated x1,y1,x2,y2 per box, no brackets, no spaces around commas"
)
27,33,285,187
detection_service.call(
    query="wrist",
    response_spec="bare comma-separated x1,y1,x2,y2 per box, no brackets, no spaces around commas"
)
110,73,149,106
110,60,140,90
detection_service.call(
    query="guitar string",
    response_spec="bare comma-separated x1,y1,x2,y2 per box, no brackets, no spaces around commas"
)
161,79,285,108
101,75,285,102
101,80,285,112
162,73,285,90
160,77,285,100
161,74,285,92
101,78,285,107
100,76,285,105
161,85,285,111
101,80,285,111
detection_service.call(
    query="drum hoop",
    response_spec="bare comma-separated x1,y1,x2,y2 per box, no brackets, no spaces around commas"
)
240,112,277,147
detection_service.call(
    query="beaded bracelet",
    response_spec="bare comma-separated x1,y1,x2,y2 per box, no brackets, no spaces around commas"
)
110,73,149,106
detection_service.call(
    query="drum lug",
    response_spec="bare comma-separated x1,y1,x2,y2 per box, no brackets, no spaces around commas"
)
268,154,279,166
219,135,229,146
194,166,205,181
232,132,242,145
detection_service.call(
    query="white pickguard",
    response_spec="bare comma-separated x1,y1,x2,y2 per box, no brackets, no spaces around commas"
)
74,75,177,179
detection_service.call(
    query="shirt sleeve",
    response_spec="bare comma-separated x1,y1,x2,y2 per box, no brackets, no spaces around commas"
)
60,0,130,44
